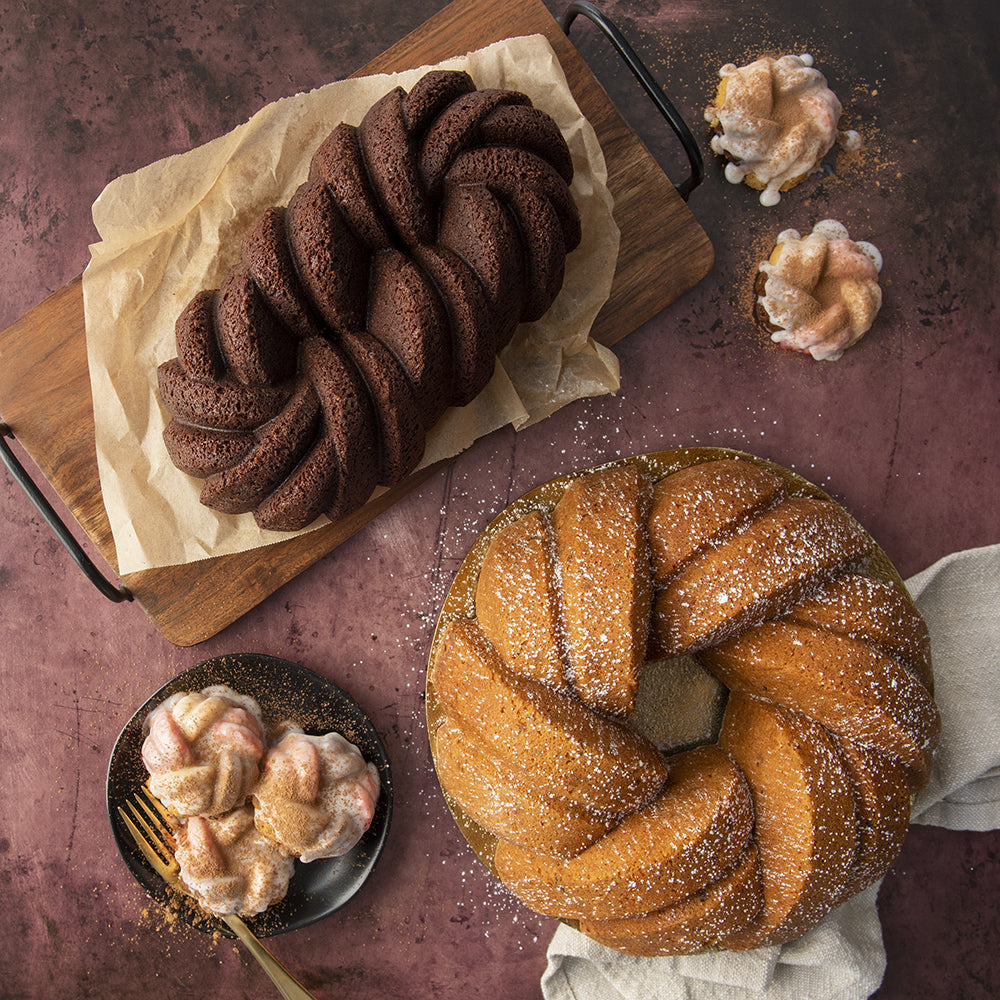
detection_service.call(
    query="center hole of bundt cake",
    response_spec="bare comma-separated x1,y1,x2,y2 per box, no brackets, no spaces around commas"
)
627,655,728,754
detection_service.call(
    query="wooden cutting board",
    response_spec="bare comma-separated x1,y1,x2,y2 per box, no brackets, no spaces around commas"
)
0,0,713,646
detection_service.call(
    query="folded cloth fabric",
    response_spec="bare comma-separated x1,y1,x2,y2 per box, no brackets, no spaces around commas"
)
907,544,1000,829
542,543,1000,1000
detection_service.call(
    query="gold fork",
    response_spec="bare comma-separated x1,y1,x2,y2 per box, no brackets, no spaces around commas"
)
118,787,319,1000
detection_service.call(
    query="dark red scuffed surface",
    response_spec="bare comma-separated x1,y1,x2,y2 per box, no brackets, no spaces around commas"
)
1,1,998,998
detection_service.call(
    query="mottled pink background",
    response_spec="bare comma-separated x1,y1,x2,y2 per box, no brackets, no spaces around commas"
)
1,1,997,998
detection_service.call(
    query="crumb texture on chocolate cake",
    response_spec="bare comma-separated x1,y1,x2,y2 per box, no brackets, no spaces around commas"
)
157,69,582,531
430,456,940,955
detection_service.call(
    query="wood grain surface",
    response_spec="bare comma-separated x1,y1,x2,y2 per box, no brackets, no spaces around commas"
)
0,0,711,645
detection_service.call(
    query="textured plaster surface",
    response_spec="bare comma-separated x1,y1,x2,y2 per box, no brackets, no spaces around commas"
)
1,1,997,997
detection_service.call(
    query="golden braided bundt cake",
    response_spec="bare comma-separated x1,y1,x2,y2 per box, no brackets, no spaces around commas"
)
157,69,581,531
428,451,939,954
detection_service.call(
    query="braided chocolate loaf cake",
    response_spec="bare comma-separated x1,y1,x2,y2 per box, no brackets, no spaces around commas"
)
157,69,581,531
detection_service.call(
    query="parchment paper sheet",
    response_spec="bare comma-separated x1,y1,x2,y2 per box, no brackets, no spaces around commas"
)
83,34,621,575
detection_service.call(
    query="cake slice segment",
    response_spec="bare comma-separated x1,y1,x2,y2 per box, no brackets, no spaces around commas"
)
359,86,433,248
716,693,857,949
784,573,933,692
417,88,530,196
648,458,785,583
415,245,498,406
475,508,569,693
438,183,525,340
652,495,873,655
198,380,320,515
701,620,940,780
831,736,912,900
215,261,297,386
241,206,326,341
431,618,667,813
304,337,379,524
368,247,453,430
577,843,763,956
433,719,615,859
493,744,753,920
286,174,368,337
551,464,653,717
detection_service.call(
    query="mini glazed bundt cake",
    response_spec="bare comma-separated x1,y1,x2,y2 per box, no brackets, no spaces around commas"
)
158,69,582,532
139,684,384,919
428,453,940,955
704,54,860,206
755,220,884,361
252,728,380,863
174,806,295,917
141,685,265,817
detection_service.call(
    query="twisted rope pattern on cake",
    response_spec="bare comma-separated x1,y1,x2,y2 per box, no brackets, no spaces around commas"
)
431,458,941,954
157,70,581,531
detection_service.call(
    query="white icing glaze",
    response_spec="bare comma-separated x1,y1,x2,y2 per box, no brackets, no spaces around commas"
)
705,54,859,206
252,728,380,863
757,219,883,361
175,806,295,916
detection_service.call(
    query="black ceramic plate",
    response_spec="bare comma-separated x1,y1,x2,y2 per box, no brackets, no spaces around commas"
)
107,653,392,937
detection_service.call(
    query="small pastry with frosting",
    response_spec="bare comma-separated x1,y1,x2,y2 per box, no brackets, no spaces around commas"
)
141,685,266,817
705,54,860,206
174,806,295,916
755,219,883,361
252,728,380,863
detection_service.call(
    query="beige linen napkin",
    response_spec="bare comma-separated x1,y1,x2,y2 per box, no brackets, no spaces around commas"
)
543,542,1000,1000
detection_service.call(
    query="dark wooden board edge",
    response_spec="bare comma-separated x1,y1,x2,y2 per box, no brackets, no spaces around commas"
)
0,0,713,645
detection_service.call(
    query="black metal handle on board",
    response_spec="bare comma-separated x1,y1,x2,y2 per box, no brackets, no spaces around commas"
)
0,422,133,603
560,0,704,200
1,8,696,607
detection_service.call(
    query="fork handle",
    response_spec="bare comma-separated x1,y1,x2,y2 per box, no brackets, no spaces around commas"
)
221,913,320,1000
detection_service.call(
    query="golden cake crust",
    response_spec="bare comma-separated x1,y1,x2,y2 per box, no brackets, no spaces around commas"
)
433,719,615,859
786,572,933,692
430,618,668,813
493,745,753,921
475,508,569,693
831,736,912,900
551,464,653,717
717,693,857,949
702,621,940,780
577,843,763,956
649,458,786,583
426,450,939,956
652,494,875,656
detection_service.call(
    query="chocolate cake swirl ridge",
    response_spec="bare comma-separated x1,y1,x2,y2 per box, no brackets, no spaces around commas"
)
158,69,581,531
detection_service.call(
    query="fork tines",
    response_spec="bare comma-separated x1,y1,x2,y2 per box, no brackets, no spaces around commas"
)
118,786,179,876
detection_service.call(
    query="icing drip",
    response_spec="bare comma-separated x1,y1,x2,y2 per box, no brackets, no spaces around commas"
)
705,54,860,206
251,728,380,863
757,220,883,361
175,807,295,916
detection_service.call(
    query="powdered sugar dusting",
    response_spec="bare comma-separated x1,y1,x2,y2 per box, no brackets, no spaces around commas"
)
426,452,939,955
